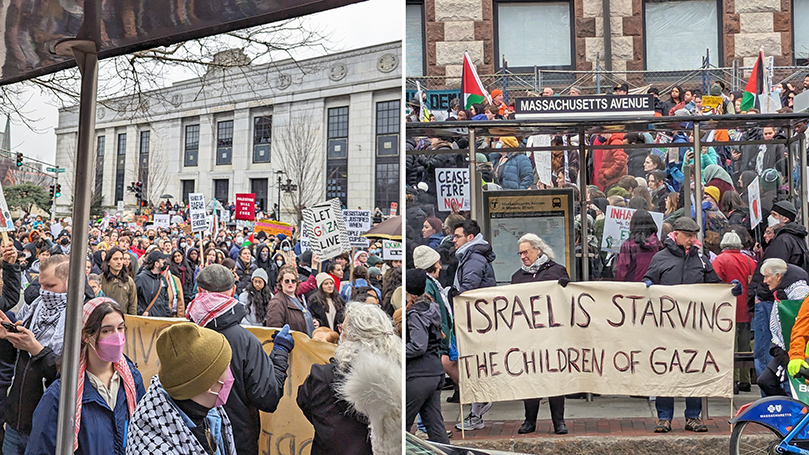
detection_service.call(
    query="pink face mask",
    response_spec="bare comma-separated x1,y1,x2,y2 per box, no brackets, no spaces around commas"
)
91,332,125,363
211,367,234,407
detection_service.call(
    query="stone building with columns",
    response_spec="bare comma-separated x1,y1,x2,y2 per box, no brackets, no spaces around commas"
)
407,0,804,83
54,41,402,221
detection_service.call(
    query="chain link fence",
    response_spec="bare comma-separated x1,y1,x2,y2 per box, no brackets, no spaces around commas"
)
407,65,809,101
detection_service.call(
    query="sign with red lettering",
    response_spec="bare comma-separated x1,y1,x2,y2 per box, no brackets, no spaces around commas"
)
600,205,663,254
435,168,470,212
454,281,735,403
235,193,255,221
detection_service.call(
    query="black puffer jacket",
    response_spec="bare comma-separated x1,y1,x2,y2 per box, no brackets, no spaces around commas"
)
511,260,569,284
749,223,809,303
134,268,170,317
643,237,721,285
453,235,497,294
205,303,289,455
405,297,444,380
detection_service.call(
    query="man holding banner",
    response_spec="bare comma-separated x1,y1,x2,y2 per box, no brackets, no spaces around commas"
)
643,217,741,433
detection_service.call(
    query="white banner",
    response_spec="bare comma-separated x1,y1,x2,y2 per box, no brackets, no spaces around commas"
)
435,168,470,212
382,240,402,260
0,184,14,231
454,281,736,403
153,214,170,229
188,193,207,232
342,210,372,248
600,206,663,253
301,199,350,261
748,178,762,229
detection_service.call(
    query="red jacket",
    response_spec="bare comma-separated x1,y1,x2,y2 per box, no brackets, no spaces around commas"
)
597,133,627,190
712,249,756,323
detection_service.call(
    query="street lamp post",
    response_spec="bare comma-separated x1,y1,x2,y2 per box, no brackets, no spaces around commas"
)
275,170,284,221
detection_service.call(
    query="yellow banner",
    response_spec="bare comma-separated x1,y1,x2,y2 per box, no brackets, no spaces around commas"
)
453,281,736,403
123,316,335,455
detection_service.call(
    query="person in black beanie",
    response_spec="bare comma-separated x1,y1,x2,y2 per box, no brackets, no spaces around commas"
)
404,269,449,444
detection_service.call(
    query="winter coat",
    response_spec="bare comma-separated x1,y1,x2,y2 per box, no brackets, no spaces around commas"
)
27,358,146,455
739,128,788,175
425,233,443,249
615,234,663,282
235,259,257,294
253,244,279,288
749,223,809,303
597,133,627,190
126,376,237,455
101,273,138,315
1,260,21,313
405,298,444,380
712,249,756,323
626,146,651,178
452,234,497,295
0,340,60,434
202,304,289,455
238,287,272,327
424,277,451,354
265,292,309,333
297,360,373,455
489,152,534,189
643,237,721,285
307,292,345,332
134,269,170,317
510,260,569,284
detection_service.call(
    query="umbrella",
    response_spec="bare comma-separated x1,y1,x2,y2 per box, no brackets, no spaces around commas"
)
161,194,174,199
361,216,401,240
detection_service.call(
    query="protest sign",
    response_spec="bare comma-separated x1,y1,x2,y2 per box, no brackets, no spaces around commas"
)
748,178,762,229
301,199,350,260
153,214,170,229
188,193,207,232
255,219,294,238
123,315,334,455
117,201,124,212
390,202,398,216
0,184,14,232
454,281,735,403
600,206,664,253
702,96,723,115
533,151,552,186
435,168,470,211
220,210,230,223
515,95,654,119
382,240,402,260
342,210,372,248
299,221,311,252
235,193,256,221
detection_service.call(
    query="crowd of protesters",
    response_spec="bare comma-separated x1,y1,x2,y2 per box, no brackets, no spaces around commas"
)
0,198,403,454
405,80,809,440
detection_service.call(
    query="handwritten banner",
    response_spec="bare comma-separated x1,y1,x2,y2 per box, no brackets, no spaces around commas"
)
453,281,735,403
123,315,335,455
255,219,294,238
435,168,470,212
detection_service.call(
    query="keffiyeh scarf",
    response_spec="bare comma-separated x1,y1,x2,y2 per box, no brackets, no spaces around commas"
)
19,289,68,356
186,291,239,328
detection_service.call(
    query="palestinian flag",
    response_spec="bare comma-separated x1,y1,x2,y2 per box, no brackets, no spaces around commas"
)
462,51,491,109
740,51,764,112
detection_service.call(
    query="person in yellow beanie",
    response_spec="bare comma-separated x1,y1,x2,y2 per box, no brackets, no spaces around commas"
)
488,136,534,189
126,323,237,455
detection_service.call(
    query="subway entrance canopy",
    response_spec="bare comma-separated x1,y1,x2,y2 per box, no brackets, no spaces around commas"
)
406,112,809,281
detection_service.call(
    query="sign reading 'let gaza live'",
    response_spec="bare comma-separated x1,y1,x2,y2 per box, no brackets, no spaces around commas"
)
515,94,654,118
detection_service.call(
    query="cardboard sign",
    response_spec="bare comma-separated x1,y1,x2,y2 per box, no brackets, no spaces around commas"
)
153,214,170,229
600,206,664,254
382,240,402,260
454,281,735,403
342,210,372,248
123,315,335,455
188,193,207,232
748,178,762,229
255,219,294,238
301,199,350,260
0,184,14,231
702,96,724,115
435,168,470,212
235,193,256,221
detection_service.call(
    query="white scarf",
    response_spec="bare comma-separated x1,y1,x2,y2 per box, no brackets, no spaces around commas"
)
521,254,550,274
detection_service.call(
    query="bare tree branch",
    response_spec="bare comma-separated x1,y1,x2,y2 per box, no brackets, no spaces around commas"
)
274,109,324,225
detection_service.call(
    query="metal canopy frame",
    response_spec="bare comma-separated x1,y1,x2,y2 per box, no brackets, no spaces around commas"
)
406,113,809,283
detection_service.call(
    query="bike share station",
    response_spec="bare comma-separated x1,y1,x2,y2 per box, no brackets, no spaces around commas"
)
407,95,809,451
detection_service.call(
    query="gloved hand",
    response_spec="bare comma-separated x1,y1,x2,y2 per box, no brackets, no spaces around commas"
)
731,279,743,296
558,277,570,287
788,359,809,377
643,279,653,288
272,324,294,353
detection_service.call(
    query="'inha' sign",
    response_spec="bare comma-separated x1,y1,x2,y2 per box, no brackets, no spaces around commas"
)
515,94,654,119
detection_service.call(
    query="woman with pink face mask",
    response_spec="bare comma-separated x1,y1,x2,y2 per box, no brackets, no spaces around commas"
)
26,297,146,454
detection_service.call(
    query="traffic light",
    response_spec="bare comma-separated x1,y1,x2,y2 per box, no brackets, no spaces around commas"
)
54,184,61,198
15,153,22,167
134,182,143,201
49,185,54,198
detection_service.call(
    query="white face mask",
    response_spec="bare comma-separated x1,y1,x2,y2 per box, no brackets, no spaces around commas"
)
276,260,284,268
235,237,244,245
768,215,781,228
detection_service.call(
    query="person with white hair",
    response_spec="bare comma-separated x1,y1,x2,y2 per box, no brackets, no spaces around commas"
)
511,233,570,434
298,302,402,455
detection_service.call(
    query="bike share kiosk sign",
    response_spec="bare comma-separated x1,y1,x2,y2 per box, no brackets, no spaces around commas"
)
514,94,655,119
483,189,576,283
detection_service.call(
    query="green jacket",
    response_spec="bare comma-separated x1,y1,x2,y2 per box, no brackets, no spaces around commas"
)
425,276,452,354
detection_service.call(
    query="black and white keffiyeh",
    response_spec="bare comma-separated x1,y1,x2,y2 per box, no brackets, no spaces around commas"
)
18,289,68,356
126,376,237,455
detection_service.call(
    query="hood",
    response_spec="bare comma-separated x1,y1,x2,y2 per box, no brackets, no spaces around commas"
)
703,164,732,185
663,237,688,257
456,233,495,262
407,297,442,326
254,243,271,268
776,222,808,239
210,301,249,330
640,233,662,250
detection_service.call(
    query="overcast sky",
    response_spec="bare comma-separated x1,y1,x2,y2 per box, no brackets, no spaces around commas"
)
11,0,402,164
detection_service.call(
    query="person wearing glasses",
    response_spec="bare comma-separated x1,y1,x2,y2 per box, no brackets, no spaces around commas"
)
265,264,315,336
511,233,570,435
